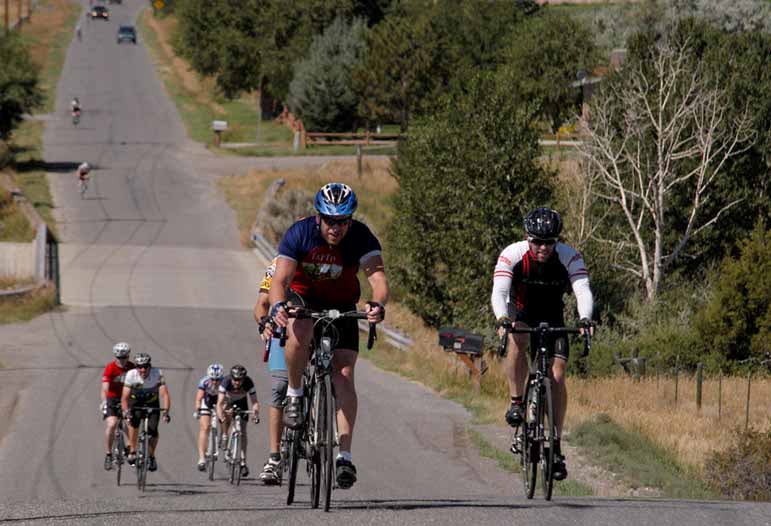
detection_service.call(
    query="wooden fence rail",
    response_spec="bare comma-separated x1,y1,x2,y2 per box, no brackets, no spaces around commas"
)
302,130,401,148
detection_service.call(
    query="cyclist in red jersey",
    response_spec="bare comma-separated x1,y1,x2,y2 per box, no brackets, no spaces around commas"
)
101,342,134,470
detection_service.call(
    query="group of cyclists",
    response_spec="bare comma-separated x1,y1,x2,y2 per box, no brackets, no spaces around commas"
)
98,182,594,492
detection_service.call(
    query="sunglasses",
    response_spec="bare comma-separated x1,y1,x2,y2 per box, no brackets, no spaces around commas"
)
528,236,557,247
137,364,150,369
321,215,352,227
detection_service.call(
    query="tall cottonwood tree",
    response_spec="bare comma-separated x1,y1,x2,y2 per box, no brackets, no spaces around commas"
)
578,36,755,302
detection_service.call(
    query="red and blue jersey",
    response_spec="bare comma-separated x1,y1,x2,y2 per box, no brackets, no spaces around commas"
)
277,216,381,305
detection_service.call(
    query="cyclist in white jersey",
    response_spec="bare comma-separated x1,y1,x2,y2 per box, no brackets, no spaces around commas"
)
491,207,594,481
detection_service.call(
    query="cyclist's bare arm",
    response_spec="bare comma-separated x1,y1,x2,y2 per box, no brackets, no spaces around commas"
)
216,392,226,422
101,381,110,406
120,385,131,415
362,254,389,323
159,384,170,413
269,257,298,327
253,290,269,325
194,389,204,414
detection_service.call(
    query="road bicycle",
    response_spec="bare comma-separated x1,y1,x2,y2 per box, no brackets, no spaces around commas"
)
72,110,80,126
279,307,377,511
111,409,128,486
196,408,220,481
223,407,257,486
131,406,163,492
499,321,592,500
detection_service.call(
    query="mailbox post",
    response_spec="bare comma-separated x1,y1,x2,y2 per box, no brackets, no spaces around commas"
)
438,327,486,393
212,120,228,147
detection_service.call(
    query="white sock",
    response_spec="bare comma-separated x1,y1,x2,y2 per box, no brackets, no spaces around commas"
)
287,386,303,398
336,451,352,462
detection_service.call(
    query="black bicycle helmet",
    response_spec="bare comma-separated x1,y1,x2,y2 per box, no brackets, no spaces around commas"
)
230,364,247,379
524,207,562,239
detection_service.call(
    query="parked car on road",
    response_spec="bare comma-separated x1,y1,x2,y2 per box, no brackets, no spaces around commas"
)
90,6,109,20
117,25,136,44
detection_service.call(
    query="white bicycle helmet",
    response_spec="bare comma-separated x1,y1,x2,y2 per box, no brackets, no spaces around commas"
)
112,342,131,358
135,353,152,367
78,162,91,172
207,363,224,380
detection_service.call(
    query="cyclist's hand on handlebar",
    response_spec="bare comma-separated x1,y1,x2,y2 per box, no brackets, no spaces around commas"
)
579,318,595,337
365,301,385,324
252,407,260,424
270,301,290,328
496,316,512,337
162,409,171,424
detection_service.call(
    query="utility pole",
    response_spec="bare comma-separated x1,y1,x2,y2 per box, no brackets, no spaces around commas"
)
17,0,21,27
5,0,10,35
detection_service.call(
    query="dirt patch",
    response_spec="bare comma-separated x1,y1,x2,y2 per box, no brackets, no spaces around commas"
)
21,0,71,69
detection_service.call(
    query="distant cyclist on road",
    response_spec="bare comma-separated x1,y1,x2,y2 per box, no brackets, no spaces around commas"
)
491,207,594,481
216,364,260,478
121,353,171,472
270,183,389,489
101,342,134,471
194,363,224,471
254,257,287,484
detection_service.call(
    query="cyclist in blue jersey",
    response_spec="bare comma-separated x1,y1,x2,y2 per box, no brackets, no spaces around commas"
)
270,183,389,489
194,363,224,471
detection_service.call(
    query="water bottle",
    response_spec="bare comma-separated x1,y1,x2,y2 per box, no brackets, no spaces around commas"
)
527,391,537,423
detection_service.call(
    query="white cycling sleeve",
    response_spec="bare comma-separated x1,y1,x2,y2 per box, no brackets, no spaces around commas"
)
572,277,594,321
491,273,512,320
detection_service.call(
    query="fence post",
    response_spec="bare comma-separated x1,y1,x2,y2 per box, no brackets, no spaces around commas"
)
695,363,703,413
718,369,722,420
356,145,363,178
674,355,680,407
745,368,752,431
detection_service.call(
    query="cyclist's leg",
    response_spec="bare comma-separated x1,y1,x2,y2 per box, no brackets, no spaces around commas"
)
284,318,313,391
269,373,287,453
332,349,357,452
550,336,569,439
506,320,531,398
105,416,118,454
147,410,161,456
198,411,211,463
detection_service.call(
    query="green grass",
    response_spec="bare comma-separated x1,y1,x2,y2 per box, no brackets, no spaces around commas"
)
570,414,716,499
10,121,57,234
468,427,594,497
0,285,58,324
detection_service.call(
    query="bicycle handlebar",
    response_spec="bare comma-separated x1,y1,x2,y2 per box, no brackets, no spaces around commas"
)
274,307,378,350
497,322,593,358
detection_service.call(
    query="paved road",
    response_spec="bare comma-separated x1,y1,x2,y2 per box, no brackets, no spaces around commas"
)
0,1,769,524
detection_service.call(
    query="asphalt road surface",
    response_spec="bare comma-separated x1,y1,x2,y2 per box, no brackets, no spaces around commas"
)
0,1,769,524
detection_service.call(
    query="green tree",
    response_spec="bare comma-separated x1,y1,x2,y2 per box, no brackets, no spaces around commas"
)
287,17,367,131
495,11,599,133
694,223,771,370
387,73,553,332
0,34,43,140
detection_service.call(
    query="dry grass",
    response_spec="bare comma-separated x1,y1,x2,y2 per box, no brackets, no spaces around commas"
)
0,1,24,28
218,158,396,247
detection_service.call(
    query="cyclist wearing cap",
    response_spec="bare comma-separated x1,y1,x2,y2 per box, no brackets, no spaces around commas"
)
121,353,171,472
216,364,259,478
100,342,134,471
491,207,594,481
270,182,389,489
194,363,224,471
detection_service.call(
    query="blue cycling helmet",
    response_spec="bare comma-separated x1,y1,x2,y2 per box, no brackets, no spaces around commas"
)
314,183,357,217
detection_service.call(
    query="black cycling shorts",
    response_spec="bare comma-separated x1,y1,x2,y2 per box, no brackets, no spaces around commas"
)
287,290,360,352
104,398,122,419
511,312,570,362
128,403,161,437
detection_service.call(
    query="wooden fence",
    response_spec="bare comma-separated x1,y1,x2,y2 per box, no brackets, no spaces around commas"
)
302,130,401,148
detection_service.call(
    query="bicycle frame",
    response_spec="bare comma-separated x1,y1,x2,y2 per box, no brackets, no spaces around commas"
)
224,408,251,486
112,414,127,487
206,415,219,481
133,407,161,492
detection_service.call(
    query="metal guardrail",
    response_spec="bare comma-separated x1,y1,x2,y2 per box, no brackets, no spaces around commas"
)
251,232,413,352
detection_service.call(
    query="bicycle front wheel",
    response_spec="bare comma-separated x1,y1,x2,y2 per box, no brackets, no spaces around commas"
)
229,433,239,485
308,377,321,509
235,434,243,486
319,375,335,512
285,428,300,505
540,378,555,501
137,431,148,491
522,382,537,499
114,427,125,487
207,425,216,481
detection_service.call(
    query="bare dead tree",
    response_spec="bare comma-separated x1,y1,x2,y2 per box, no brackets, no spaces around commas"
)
577,37,755,302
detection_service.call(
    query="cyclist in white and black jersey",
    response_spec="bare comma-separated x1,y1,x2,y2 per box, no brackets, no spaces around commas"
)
216,364,260,478
491,207,594,481
121,353,171,472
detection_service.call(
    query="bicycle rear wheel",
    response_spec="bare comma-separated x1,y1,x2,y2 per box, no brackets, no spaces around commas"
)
285,429,300,505
319,375,335,512
540,378,555,500
308,377,321,509
522,382,537,499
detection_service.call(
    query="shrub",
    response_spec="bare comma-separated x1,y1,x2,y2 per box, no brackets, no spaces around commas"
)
261,189,315,245
704,428,771,500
